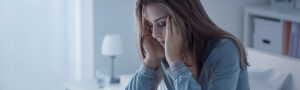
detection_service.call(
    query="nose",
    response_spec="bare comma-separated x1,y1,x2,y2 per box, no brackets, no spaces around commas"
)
152,27,162,39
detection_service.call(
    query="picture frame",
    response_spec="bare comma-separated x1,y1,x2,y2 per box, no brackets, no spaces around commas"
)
271,0,295,8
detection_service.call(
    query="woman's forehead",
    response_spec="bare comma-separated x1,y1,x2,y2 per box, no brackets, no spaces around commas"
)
143,3,169,22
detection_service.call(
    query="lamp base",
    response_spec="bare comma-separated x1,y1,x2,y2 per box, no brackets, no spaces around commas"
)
110,76,120,84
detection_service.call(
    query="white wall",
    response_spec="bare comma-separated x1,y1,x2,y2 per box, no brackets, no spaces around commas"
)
201,0,269,40
0,0,94,89
0,0,64,90
64,0,95,83
79,0,95,82
93,0,141,76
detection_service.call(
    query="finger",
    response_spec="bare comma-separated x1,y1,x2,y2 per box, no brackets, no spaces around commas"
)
142,16,146,37
166,16,172,37
142,17,145,37
169,17,181,40
165,16,169,48
170,17,181,38
142,16,151,37
165,16,173,49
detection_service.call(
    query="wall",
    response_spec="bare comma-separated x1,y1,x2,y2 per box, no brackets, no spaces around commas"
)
93,0,141,76
201,0,269,40
0,0,94,89
0,0,64,90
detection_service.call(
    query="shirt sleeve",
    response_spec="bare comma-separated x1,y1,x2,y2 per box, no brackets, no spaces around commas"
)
164,39,242,90
126,63,159,90
207,48,241,90
207,40,242,90
165,61,202,90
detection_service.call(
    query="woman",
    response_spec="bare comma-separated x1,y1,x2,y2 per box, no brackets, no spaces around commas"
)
126,0,250,90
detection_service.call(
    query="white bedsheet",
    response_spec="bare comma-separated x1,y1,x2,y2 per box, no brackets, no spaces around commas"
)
248,68,289,90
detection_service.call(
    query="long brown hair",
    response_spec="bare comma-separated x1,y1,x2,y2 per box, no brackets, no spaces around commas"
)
135,0,249,83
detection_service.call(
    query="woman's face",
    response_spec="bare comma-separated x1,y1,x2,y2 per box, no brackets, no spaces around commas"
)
144,3,169,47
144,4,197,77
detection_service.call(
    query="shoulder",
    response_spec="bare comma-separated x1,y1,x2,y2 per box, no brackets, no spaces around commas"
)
205,39,240,65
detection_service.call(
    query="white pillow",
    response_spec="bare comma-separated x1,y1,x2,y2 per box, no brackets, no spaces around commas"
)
248,68,289,90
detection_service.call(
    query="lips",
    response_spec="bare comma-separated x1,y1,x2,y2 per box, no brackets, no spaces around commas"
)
159,41,165,46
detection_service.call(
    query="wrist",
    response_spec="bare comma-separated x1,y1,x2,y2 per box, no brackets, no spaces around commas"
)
167,57,181,67
143,58,159,70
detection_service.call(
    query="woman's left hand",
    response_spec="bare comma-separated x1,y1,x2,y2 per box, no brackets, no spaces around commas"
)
165,16,183,67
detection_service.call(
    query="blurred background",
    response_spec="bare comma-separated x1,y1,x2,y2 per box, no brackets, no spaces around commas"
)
1,0,300,90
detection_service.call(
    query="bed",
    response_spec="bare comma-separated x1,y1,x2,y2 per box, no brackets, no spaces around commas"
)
247,48,300,90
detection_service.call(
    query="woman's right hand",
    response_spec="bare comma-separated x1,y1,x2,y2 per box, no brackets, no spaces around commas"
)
142,16,165,70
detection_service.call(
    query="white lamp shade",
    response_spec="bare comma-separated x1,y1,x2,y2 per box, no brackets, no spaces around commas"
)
101,34,123,56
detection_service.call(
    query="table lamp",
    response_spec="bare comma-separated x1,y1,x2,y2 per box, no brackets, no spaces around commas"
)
101,34,122,84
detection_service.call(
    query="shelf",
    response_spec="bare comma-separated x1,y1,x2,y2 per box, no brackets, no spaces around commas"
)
243,5,300,59
245,5,300,23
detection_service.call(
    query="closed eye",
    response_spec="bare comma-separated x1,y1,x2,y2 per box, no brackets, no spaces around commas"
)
158,22,166,27
149,24,153,30
147,22,153,30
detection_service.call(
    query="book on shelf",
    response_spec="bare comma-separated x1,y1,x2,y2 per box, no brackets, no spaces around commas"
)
289,22,298,58
297,24,300,59
285,21,300,59
285,21,292,56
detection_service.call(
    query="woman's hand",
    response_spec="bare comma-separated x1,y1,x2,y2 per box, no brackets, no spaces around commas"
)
165,16,183,67
142,16,165,70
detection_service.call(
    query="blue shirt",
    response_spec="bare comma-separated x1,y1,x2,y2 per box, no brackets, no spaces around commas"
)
126,39,250,90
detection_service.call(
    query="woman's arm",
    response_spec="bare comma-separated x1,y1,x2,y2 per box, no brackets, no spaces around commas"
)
125,64,158,90
207,48,241,90
166,41,242,90
165,61,202,90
